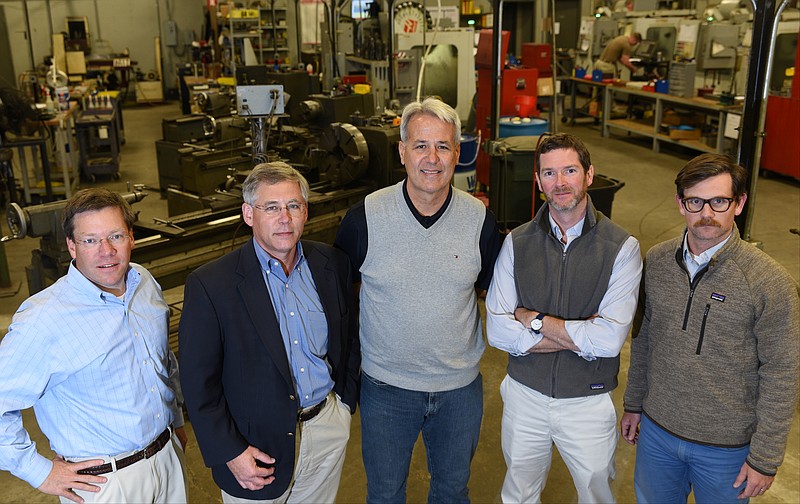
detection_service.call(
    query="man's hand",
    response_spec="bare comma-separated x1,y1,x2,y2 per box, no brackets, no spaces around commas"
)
733,462,775,499
514,307,536,328
37,457,107,504
227,446,276,491
620,412,641,445
174,426,188,451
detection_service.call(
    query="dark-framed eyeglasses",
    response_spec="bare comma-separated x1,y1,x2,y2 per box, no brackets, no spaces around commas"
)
251,202,306,216
680,197,735,213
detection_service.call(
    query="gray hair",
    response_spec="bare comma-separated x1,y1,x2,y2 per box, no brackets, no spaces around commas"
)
242,162,310,205
400,97,461,146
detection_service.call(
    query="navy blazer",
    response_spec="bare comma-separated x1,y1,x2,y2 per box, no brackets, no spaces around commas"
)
178,239,359,499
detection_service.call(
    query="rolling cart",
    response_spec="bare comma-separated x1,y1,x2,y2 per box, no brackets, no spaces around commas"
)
76,107,120,182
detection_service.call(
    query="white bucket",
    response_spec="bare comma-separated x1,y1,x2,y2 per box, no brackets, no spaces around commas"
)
55,87,70,111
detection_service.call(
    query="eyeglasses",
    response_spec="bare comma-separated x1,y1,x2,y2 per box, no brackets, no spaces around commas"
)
251,202,306,216
681,197,735,213
74,233,130,249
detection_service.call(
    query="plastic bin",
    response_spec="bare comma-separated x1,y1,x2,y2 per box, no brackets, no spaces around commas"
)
534,173,625,218
454,132,479,193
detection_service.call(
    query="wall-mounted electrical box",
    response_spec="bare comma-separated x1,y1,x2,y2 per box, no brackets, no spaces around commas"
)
697,24,739,70
236,85,285,116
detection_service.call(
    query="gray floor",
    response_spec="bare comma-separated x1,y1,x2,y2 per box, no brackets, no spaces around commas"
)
0,103,798,503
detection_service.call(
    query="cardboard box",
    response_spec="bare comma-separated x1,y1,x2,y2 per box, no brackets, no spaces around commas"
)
137,81,164,103
537,77,554,97
668,127,702,140
662,110,705,127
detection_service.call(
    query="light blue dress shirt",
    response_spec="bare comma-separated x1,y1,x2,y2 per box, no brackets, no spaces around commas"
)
254,240,334,409
0,262,182,489
682,230,733,281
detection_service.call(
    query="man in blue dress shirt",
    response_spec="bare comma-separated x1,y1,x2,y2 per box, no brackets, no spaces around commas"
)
0,188,187,503
179,162,359,503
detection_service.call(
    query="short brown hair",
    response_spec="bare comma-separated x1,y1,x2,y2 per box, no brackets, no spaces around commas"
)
674,153,748,199
534,134,592,174
62,188,135,239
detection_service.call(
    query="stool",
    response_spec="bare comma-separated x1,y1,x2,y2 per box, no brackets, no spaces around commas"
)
5,136,55,204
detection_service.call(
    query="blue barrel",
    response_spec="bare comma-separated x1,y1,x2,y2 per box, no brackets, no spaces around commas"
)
455,132,480,193
499,117,548,138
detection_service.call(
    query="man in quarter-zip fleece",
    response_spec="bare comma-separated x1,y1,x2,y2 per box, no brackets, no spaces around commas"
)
621,154,800,504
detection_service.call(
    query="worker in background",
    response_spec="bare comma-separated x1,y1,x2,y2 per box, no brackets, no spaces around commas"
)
596,32,642,76
335,97,502,503
179,162,359,503
621,154,800,503
0,188,188,504
486,133,642,503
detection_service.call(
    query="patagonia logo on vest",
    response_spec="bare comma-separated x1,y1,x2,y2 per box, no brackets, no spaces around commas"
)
590,383,605,390
710,292,726,302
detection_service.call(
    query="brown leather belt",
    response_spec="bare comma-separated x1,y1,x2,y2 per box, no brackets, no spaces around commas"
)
298,396,327,423
77,428,171,475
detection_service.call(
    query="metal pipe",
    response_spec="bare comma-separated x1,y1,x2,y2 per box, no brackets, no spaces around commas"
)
388,0,395,102
743,0,789,240
22,0,36,71
93,0,103,41
295,0,302,65
735,0,776,239
550,0,558,133
155,0,164,81
742,0,790,241
490,0,504,142
45,0,53,36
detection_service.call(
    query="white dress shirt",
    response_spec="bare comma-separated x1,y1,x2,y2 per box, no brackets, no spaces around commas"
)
486,215,643,361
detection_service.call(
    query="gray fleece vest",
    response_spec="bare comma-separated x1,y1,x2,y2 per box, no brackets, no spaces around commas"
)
360,181,486,392
508,199,630,398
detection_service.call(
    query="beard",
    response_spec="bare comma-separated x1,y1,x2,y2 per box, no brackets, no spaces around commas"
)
546,185,588,212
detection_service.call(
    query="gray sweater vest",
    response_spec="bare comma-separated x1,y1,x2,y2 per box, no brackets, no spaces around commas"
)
509,199,630,398
360,181,486,392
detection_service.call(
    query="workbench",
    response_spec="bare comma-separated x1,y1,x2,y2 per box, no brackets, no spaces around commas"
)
564,76,610,126
602,86,742,155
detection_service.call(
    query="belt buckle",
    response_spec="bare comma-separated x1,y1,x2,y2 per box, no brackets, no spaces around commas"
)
143,444,157,459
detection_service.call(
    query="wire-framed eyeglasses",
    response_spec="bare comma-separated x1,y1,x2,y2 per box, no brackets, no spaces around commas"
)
680,197,735,213
251,202,306,216
74,233,131,249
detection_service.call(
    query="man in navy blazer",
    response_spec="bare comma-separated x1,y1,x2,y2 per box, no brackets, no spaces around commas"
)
179,162,359,503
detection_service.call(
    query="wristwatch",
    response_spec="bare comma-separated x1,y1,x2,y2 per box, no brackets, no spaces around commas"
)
530,312,546,334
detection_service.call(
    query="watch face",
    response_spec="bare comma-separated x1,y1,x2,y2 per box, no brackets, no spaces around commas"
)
393,2,432,34
531,319,543,331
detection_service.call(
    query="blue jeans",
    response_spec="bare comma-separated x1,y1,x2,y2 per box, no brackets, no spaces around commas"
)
634,415,751,504
360,372,483,504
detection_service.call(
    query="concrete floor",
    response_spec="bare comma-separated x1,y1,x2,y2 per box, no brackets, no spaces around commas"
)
0,103,798,503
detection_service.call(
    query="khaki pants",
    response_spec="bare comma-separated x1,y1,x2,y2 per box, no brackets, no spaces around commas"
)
594,59,617,76
222,393,351,504
500,375,618,504
62,430,187,503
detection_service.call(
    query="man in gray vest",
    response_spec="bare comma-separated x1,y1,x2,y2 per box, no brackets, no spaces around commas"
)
486,133,642,503
335,97,501,503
